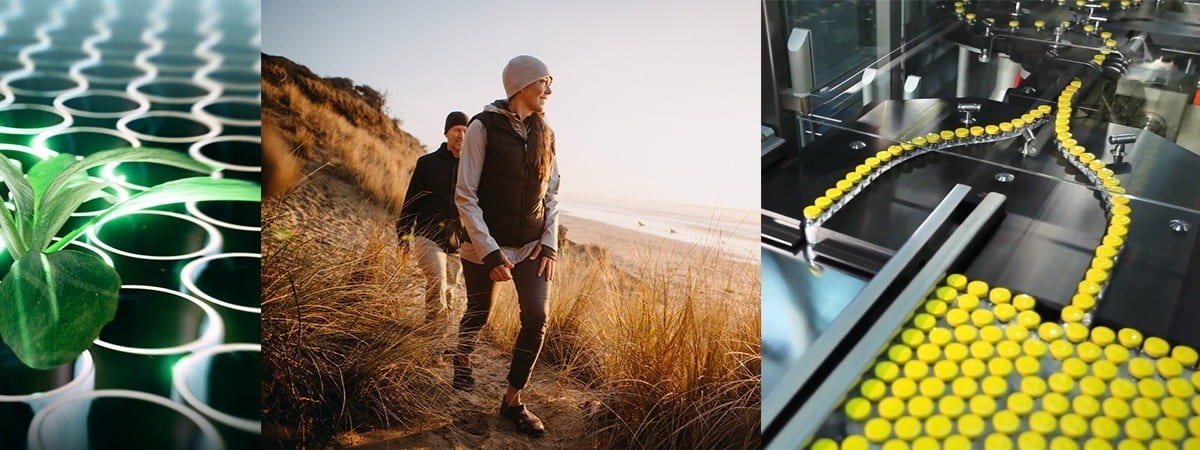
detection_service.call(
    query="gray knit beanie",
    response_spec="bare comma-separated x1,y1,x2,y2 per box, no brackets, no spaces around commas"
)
502,55,551,99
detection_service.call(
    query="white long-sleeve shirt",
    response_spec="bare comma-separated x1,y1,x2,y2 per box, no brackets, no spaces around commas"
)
455,107,560,266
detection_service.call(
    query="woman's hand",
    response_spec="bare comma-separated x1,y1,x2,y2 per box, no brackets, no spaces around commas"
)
489,253,514,281
529,246,555,281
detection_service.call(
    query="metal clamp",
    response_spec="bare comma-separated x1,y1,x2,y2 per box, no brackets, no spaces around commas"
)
1021,126,1038,156
1109,132,1137,164
958,103,981,125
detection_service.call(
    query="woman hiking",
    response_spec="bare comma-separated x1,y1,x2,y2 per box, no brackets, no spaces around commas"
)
453,55,560,437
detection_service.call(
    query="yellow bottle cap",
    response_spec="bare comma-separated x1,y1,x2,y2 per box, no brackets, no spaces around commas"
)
999,122,1014,132
1020,376,1047,397
1156,417,1186,441
879,439,904,450
1073,293,1097,311
962,358,986,378
1009,19,1020,28
985,433,1013,450
944,435,971,450
1104,396,1131,420
970,341,994,359
969,126,985,137
947,309,970,327
993,409,1020,433
1044,392,1071,415
971,394,997,416
1132,397,1161,419
1138,379,1166,399
954,413,983,438
1080,153,1097,164
1022,433,1054,450
901,328,925,347
1111,214,1131,227
1101,31,1113,39
1012,119,1027,129
878,396,905,420
1081,376,1107,397
864,417,892,442
1105,344,1130,364
912,137,927,146
953,377,978,397
1015,356,1040,376
904,360,929,379
826,188,845,201
1166,378,1194,398
996,340,1021,359
908,395,934,418
934,286,957,301
1069,145,1087,156
928,327,952,346
1119,328,1144,348
920,377,946,397
944,342,968,362
803,205,823,219
1064,357,1089,378
847,172,863,184
926,414,952,438
940,130,956,141
980,326,1004,344
1049,373,1076,394
913,313,936,331
966,280,989,297
1129,357,1155,378
1074,394,1101,417
842,435,870,450
901,142,915,152
911,437,937,450
862,378,888,400
1077,280,1101,296
1050,340,1075,360
954,325,977,343
1193,416,1200,435
1062,138,1079,148
926,133,941,144
1024,339,1048,358
982,376,1008,397
1018,310,1041,329
1084,24,1096,32
955,128,970,138
1144,336,1170,358
985,125,1000,135
1194,372,1200,391
945,273,968,289
1039,323,1064,341
971,309,994,327
940,395,966,418
812,438,838,450
1156,358,1183,379
988,357,1013,377
958,294,982,311
894,415,922,440
1093,359,1118,381
1102,235,1124,249
1056,414,1087,439
1092,416,1122,442
987,287,1011,304
1125,417,1154,441
1039,105,1053,114
1065,323,1089,343
1061,306,1085,323
916,343,942,363
876,360,901,381
1028,410,1056,433
1078,342,1102,362
888,345,913,363
1111,194,1130,206
1162,397,1189,419
994,304,1017,322
934,360,959,381
893,377,918,399
887,145,904,156
854,164,872,176
837,179,854,191
1006,324,1029,341
846,397,872,421
1112,378,1138,400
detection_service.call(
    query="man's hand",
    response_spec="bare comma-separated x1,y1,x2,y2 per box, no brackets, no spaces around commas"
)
489,253,514,281
529,246,555,281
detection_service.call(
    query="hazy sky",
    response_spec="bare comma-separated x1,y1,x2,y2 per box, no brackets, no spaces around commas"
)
262,0,757,210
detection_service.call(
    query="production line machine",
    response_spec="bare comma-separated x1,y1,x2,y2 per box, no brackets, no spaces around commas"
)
761,0,1200,448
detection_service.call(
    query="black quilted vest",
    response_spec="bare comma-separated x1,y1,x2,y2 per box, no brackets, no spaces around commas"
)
470,106,550,246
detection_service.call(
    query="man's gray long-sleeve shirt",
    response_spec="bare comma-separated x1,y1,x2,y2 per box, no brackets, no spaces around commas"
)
455,107,560,266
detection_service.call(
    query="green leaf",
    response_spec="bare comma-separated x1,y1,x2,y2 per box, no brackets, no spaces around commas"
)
47,177,261,253
0,158,34,256
30,179,116,253
0,250,120,369
28,154,82,206
40,147,213,213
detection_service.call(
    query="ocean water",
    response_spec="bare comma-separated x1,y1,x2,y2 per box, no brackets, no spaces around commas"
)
558,194,759,263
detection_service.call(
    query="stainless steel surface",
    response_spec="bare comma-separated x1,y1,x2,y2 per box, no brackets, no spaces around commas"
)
762,184,971,429
767,192,1008,450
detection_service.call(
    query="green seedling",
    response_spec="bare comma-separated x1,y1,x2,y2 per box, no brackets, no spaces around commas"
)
0,147,260,369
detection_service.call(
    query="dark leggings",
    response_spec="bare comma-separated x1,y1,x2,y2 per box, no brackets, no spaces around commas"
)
457,257,550,390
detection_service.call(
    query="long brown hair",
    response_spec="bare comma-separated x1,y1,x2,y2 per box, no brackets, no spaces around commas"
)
526,111,555,183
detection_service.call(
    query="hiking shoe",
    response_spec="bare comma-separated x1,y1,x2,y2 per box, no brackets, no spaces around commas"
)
452,355,474,392
499,400,545,437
